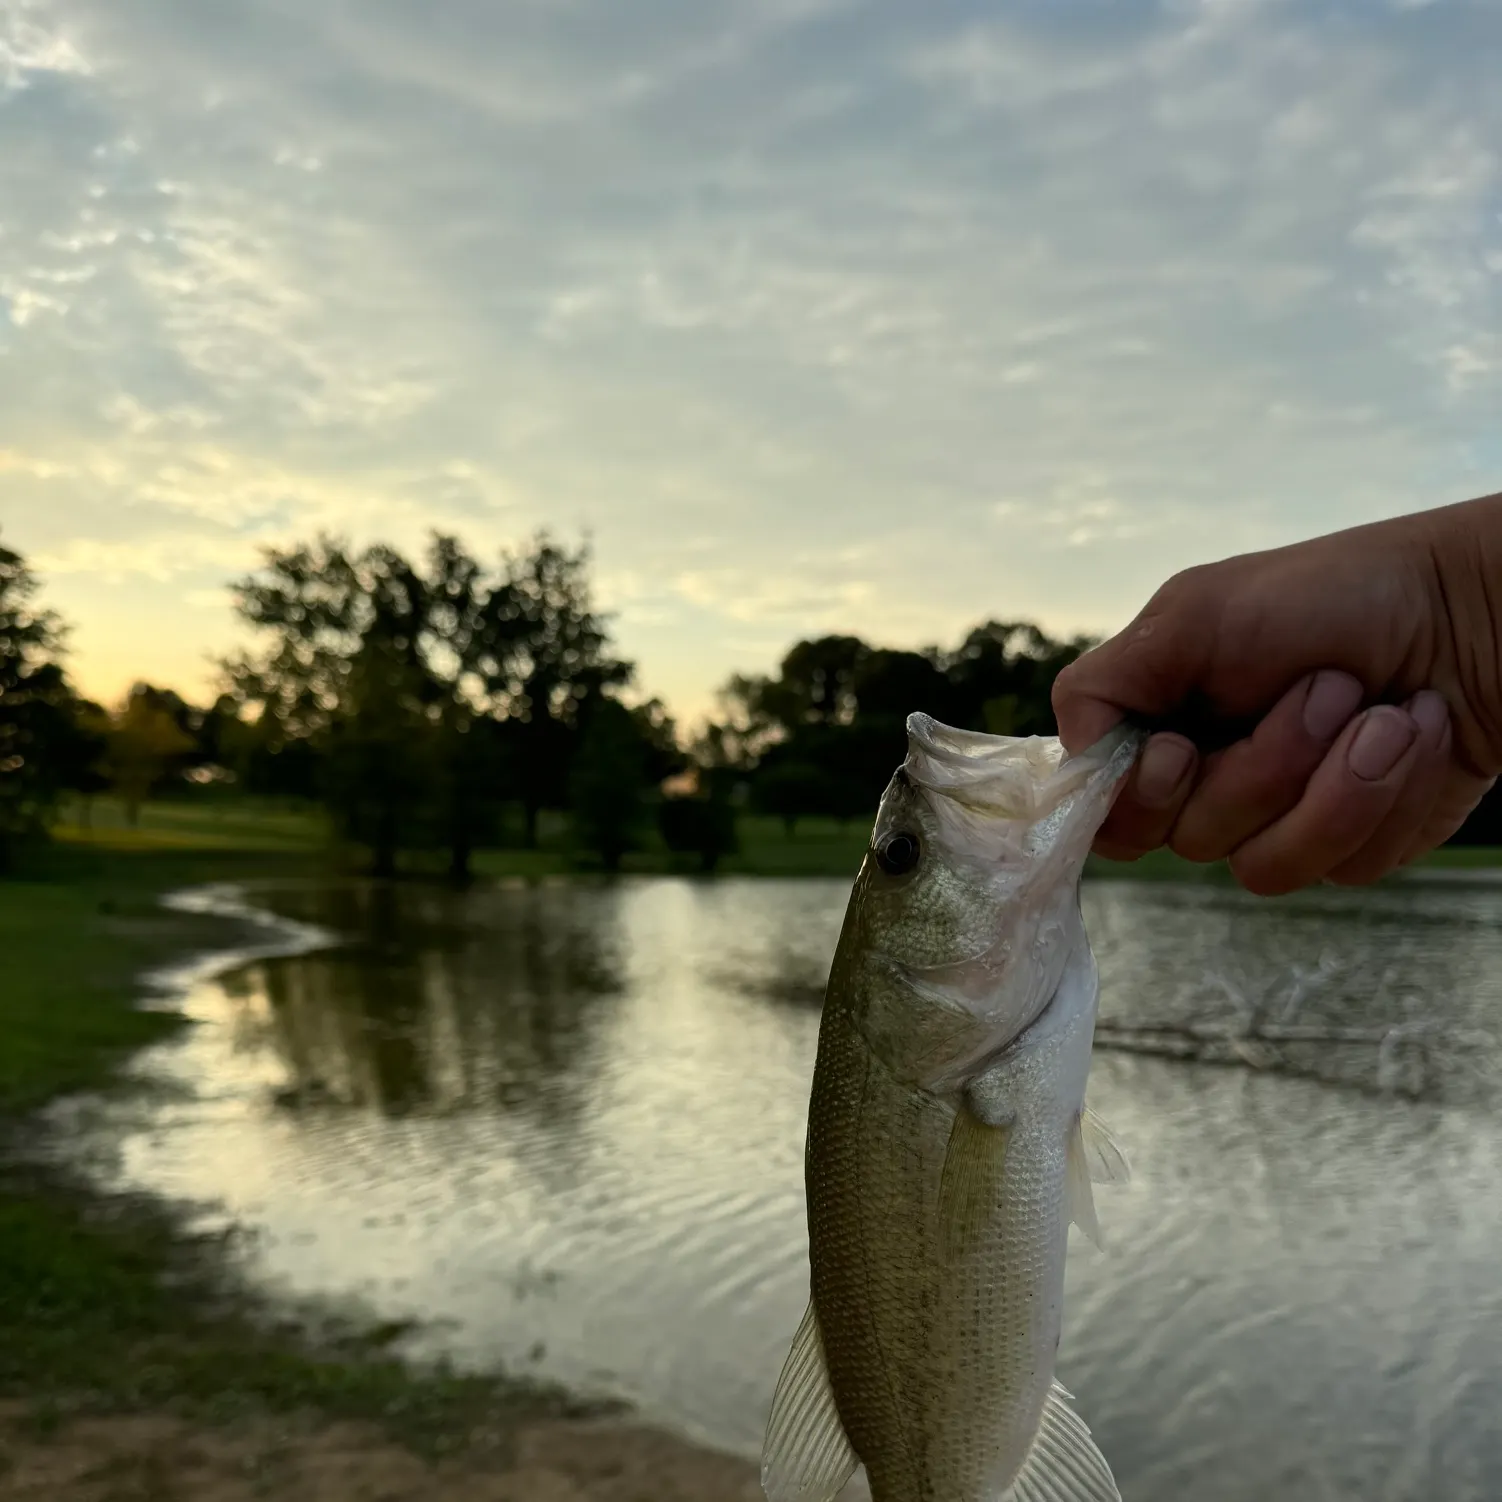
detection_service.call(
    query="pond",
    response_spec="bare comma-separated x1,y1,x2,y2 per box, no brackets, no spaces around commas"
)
64,873,1502,1501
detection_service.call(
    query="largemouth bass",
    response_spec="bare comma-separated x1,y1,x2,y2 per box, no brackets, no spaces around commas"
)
762,713,1141,1502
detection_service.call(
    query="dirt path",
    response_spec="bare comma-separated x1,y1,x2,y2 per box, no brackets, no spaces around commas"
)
0,1404,762,1502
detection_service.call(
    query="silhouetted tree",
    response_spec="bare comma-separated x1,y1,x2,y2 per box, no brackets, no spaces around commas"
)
631,697,687,786
852,648,955,721
225,530,638,878
752,758,832,837
659,789,738,872
569,697,649,872
707,621,1096,825
729,635,869,736
54,697,111,826
322,634,436,877
104,685,197,826
479,535,633,847
0,537,82,868
940,621,1096,738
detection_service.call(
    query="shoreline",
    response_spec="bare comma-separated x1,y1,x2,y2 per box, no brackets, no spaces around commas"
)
2,859,764,1501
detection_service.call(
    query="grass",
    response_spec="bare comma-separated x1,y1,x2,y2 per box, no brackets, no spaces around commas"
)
0,846,313,1117
53,793,330,854
0,1168,587,1454
0,837,588,1451
53,795,879,878
49,791,1502,883
1407,843,1502,870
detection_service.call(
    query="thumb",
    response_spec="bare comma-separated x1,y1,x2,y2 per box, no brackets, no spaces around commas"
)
1052,579,1220,754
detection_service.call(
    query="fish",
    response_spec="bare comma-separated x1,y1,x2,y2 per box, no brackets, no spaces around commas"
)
761,712,1142,1502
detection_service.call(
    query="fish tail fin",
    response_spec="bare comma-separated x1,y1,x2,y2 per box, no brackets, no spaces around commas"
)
1002,1381,1121,1502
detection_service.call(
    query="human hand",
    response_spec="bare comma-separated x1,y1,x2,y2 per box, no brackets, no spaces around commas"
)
1051,492,1502,894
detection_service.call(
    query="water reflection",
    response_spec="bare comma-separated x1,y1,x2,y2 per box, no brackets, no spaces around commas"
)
69,874,1502,1500
222,881,626,1129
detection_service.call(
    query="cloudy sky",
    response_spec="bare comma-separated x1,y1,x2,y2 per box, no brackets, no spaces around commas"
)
2,0,1499,721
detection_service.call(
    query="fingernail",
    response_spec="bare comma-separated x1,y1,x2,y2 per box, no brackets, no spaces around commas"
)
1136,735,1194,808
1303,670,1364,741
1406,689,1450,742
1348,706,1418,782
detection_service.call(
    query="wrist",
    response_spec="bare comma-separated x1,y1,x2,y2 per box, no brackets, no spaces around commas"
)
1414,490,1502,776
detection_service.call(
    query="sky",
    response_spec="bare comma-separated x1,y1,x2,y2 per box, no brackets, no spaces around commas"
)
1,0,1499,724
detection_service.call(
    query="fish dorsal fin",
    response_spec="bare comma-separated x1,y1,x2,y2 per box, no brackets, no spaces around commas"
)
938,1103,1010,1264
1005,1380,1121,1502
1067,1108,1129,1251
761,1300,859,1502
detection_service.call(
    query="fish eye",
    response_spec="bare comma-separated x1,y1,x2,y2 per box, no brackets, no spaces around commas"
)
875,831,921,878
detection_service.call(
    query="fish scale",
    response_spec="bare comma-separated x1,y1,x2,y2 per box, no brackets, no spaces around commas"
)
762,715,1140,1502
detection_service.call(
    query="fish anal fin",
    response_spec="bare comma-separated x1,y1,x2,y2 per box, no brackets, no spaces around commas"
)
1081,1106,1131,1185
938,1103,1009,1264
1005,1380,1120,1502
761,1300,859,1502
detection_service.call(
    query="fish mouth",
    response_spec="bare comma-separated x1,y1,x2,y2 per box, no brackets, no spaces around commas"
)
901,712,1141,856
894,714,1139,1010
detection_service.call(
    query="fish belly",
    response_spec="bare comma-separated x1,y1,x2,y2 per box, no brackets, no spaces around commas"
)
807,1006,1069,1502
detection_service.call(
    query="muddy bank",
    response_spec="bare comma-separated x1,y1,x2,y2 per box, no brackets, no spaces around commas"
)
0,1402,762,1501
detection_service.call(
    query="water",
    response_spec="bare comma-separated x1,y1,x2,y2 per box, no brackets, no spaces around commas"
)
61,873,1502,1500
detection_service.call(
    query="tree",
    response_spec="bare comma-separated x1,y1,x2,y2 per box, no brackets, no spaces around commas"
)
851,648,955,721
0,537,78,868
659,792,738,873
479,535,633,847
707,619,1097,829
752,758,832,837
54,696,111,826
941,621,1096,738
227,535,452,875
104,685,197,826
569,697,650,872
631,697,687,787
225,530,636,878
322,633,437,877
728,635,870,738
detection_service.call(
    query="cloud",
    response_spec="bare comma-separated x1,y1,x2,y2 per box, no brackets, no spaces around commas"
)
0,0,89,91
35,532,252,582
1,0,1498,716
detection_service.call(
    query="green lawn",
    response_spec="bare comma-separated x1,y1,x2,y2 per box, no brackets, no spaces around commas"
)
53,793,330,853
48,792,1502,883
0,847,316,1117
53,795,880,878
0,840,584,1444
1407,843,1502,870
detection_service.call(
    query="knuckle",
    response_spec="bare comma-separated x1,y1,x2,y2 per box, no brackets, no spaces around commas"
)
1228,849,1299,897
1170,823,1229,865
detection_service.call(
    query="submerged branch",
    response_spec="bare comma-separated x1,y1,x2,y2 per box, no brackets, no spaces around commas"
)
1092,1016,1443,1098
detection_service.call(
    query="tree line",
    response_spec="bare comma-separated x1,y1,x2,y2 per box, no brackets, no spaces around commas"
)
8,525,1497,878
702,624,1096,832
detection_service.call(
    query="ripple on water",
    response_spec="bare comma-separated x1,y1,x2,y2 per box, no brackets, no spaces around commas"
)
57,875,1502,1500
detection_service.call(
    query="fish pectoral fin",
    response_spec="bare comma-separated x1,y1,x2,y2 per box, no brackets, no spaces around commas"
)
939,1102,1009,1264
1081,1106,1131,1185
1004,1380,1121,1502
761,1300,859,1502
1068,1108,1130,1252
1065,1115,1103,1251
